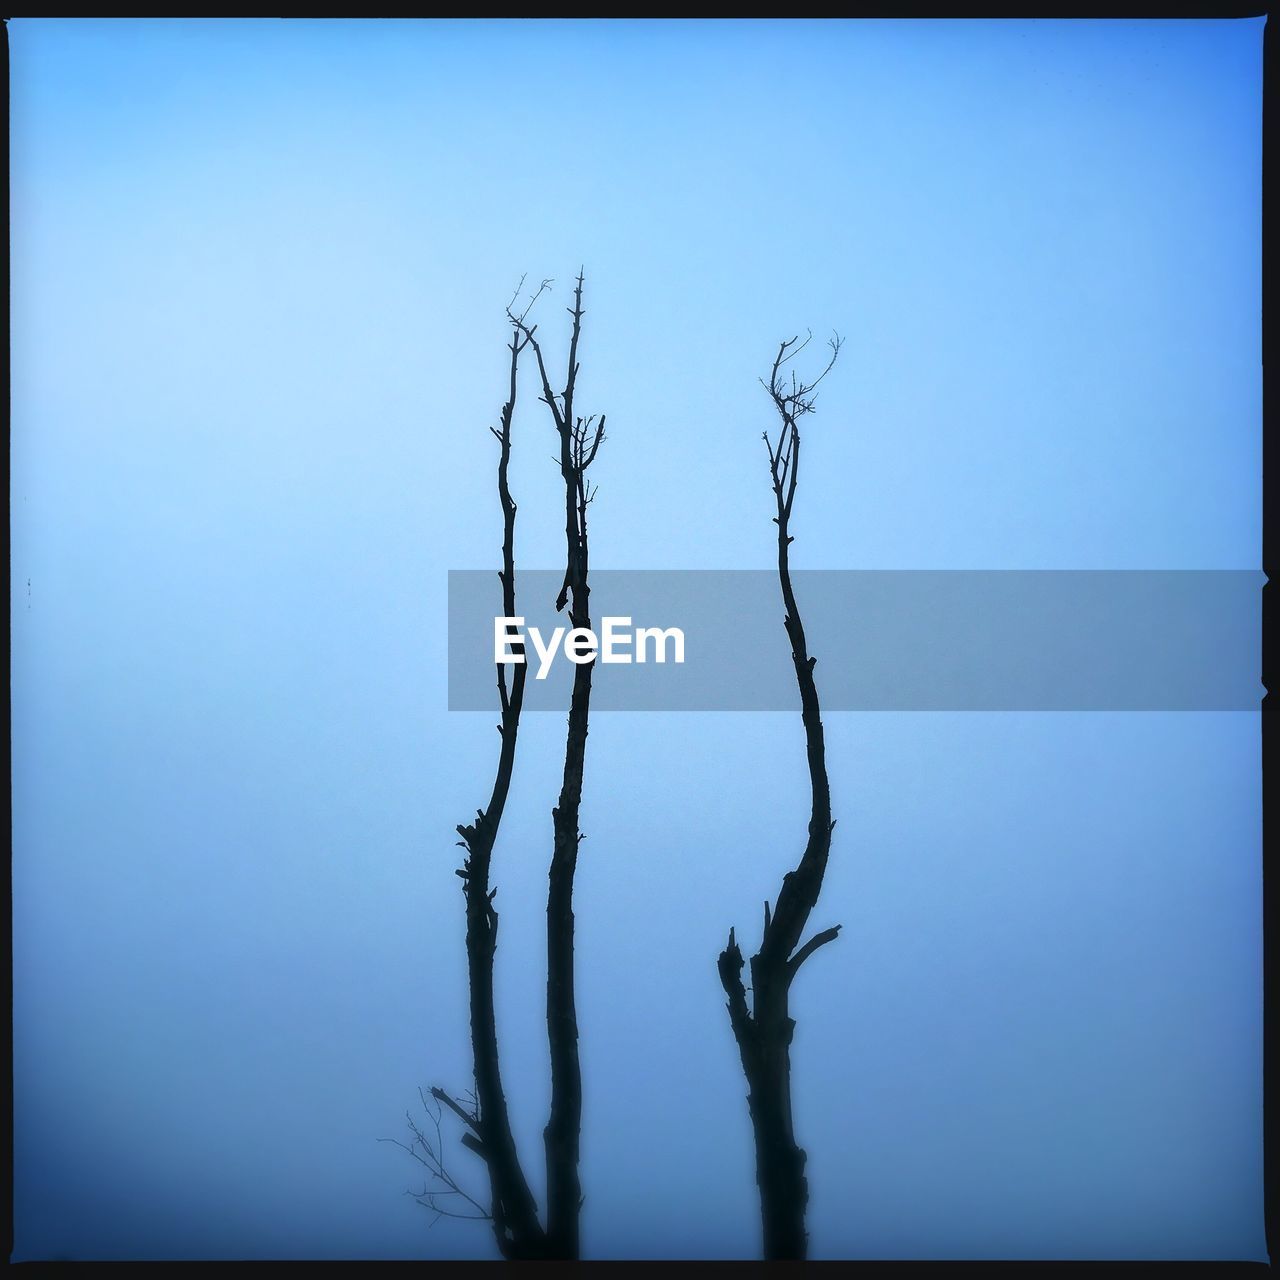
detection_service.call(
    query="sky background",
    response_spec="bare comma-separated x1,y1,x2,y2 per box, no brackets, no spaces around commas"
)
9,17,1264,1260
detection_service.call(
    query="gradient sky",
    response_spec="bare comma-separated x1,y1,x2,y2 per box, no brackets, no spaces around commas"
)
10,18,1264,1260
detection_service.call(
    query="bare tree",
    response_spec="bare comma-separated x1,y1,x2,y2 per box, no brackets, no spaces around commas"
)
398,274,603,1261
392,280,551,1259
718,331,843,1261
510,270,604,1260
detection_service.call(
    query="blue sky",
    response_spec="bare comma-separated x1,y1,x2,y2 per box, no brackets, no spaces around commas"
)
9,18,1264,1260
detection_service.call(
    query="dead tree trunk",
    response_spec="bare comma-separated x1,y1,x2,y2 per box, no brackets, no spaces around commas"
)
513,270,604,1260
718,332,843,1261
410,276,603,1261
440,284,550,1259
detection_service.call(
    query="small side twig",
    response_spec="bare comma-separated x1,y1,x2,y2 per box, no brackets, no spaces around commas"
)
379,1087,493,1228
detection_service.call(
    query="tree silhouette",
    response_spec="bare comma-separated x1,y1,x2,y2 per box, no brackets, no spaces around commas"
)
387,279,549,1257
394,275,603,1261
718,331,843,1261
509,270,604,1260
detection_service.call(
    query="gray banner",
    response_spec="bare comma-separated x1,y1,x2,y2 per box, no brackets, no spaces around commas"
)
447,570,1264,711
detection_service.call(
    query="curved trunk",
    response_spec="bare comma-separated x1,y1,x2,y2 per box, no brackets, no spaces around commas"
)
452,325,547,1259
719,336,843,1260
